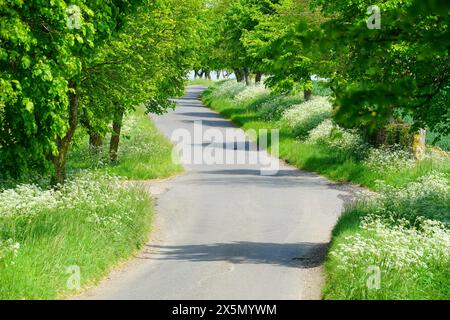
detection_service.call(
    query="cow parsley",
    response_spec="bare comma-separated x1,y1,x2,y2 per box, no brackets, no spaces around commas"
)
281,97,332,137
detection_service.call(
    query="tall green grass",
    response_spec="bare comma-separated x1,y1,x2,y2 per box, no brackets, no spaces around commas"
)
0,175,153,299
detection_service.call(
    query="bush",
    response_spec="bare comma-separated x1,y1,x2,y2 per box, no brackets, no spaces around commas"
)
281,97,332,137
259,95,304,121
307,119,368,156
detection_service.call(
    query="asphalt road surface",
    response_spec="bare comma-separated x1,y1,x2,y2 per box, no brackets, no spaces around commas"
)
77,86,353,300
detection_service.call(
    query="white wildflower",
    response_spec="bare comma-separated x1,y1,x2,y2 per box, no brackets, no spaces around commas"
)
233,85,269,104
363,145,416,172
281,97,332,136
306,119,368,154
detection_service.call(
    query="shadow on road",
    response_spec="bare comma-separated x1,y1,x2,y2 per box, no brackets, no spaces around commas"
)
141,241,328,269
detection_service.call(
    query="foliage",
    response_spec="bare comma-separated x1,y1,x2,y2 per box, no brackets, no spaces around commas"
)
0,0,143,178
325,173,450,299
200,0,449,139
313,0,450,135
68,106,182,180
0,0,203,183
242,0,325,94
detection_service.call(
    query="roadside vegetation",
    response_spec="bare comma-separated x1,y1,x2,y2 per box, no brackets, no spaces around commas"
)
1,0,449,301
0,0,194,299
188,79,218,86
204,81,450,189
0,109,180,299
68,106,182,180
0,174,152,299
194,0,449,300
204,80,450,299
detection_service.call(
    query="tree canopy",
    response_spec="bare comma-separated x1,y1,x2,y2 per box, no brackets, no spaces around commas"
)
0,0,203,182
1,0,448,182
196,0,449,136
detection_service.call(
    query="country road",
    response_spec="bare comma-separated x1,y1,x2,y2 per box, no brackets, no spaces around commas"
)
77,86,354,300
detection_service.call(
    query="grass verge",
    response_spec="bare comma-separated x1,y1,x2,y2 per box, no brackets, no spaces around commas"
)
0,108,180,299
187,79,217,86
203,80,450,300
202,82,449,190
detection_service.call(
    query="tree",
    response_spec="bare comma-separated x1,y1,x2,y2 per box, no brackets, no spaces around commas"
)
0,0,142,183
313,0,450,144
0,0,204,182
80,0,202,162
242,0,325,99
206,0,280,84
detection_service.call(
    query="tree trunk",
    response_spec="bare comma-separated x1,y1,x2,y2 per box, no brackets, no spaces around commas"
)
51,83,79,185
89,131,104,154
255,72,263,85
110,107,124,163
204,70,211,80
412,129,426,161
304,89,312,101
235,69,244,82
216,71,221,80
81,113,104,154
244,69,250,86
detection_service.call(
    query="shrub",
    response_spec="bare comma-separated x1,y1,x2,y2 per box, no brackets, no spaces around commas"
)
233,85,269,105
307,119,368,155
281,97,332,137
259,95,304,121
